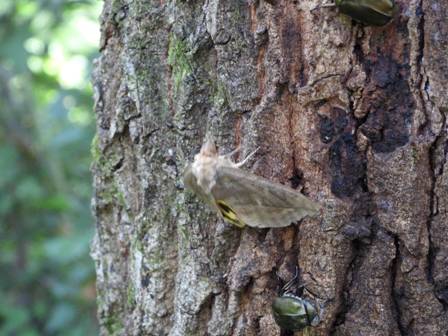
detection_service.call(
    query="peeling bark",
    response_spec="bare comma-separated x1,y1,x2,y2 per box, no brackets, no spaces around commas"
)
91,0,448,335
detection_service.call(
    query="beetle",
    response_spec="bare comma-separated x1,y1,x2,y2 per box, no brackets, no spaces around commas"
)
334,0,396,26
271,268,320,332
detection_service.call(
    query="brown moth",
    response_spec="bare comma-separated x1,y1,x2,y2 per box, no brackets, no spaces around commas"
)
183,135,320,228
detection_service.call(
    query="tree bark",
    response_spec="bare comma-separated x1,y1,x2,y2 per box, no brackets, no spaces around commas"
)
91,0,448,335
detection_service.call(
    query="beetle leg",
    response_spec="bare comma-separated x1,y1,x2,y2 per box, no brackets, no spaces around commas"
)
224,146,241,158
282,266,300,293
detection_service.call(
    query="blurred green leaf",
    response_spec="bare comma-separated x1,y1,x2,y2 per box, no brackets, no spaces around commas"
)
0,145,20,186
0,0,100,334
15,176,45,202
44,234,90,264
33,195,70,211
0,303,30,334
0,25,31,72
46,303,76,333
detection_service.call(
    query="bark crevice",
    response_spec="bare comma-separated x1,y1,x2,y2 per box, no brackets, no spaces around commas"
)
391,234,406,336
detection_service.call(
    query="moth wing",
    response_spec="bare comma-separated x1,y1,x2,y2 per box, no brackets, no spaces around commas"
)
230,205,314,229
211,166,320,228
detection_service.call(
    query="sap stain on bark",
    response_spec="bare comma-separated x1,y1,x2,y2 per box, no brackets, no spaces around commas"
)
319,115,335,144
360,56,413,153
320,107,366,198
330,133,364,199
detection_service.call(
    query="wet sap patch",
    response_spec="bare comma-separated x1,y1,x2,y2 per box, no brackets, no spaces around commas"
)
319,56,414,198
319,107,366,198
360,56,413,153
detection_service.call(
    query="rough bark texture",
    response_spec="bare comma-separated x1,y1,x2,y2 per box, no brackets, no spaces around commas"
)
91,0,448,335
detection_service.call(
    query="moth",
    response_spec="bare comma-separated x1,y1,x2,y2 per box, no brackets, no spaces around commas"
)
183,136,320,228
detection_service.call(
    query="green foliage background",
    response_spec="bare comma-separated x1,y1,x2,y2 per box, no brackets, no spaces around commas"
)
0,0,100,334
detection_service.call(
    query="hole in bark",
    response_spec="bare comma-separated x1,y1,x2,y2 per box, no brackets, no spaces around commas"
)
289,168,303,189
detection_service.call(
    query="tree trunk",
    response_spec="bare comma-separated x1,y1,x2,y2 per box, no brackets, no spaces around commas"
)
91,0,448,335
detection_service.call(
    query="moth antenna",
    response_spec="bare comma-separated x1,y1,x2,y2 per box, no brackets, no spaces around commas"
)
235,147,259,168
225,146,241,158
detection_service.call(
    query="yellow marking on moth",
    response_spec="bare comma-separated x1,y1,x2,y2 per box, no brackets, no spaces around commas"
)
216,200,245,228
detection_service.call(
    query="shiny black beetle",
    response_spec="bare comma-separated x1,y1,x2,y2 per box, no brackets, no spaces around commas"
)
335,0,396,26
271,268,320,332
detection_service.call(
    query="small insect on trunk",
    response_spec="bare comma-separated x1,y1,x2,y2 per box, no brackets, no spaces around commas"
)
183,136,320,228
271,268,321,332
335,0,396,26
